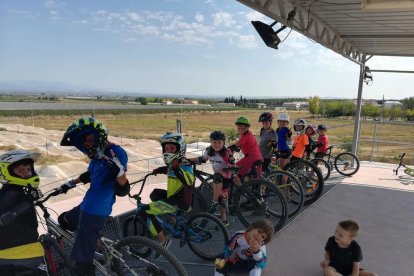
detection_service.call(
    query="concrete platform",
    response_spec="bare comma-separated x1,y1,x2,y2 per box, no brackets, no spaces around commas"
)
264,162,414,276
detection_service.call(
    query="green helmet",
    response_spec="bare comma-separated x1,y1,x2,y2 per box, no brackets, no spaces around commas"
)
235,116,250,126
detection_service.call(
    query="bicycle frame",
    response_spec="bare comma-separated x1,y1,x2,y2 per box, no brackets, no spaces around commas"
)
130,173,215,246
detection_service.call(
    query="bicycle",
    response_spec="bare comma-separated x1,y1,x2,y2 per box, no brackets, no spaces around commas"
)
270,153,324,206
394,152,414,185
36,186,188,276
317,145,360,177
194,161,289,232
122,172,229,261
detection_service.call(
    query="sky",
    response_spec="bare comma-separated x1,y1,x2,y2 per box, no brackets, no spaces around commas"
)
0,0,413,100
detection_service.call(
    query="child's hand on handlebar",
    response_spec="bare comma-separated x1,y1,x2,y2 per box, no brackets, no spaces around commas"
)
60,180,76,194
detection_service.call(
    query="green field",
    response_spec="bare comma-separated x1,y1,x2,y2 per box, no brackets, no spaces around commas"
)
0,109,413,165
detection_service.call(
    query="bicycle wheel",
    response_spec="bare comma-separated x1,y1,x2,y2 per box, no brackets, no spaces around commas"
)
186,212,229,260
191,186,209,214
265,170,304,218
283,159,324,205
40,234,75,276
199,178,214,204
235,179,288,233
113,236,188,276
334,152,360,176
310,158,331,181
122,216,153,258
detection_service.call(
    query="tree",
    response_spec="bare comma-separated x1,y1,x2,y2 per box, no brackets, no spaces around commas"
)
308,96,320,116
402,97,414,110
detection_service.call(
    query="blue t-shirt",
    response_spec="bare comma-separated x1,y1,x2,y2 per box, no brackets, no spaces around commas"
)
277,127,291,151
80,144,128,216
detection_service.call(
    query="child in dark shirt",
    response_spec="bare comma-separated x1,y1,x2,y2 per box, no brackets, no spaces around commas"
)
258,112,277,173
320,220,377,276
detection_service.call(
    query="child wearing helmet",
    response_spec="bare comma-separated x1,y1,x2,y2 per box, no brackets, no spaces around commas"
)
229,117,263,181
58,117,129,275
276,113,292,169
316,124,329,158
0,150,48,275
304,124,318,159
144,132,195,247
291,118,309,160
189,130,235,226
258,112,277,172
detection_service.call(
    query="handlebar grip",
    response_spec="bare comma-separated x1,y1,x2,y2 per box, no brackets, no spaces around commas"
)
401,152,406,158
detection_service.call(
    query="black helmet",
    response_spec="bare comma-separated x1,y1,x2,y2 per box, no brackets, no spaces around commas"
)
210,130,226,141
258,112,273,122
317,124,327,131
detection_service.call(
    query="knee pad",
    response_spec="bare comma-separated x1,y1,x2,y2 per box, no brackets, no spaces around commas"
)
57,212,77,232
213,173,224,184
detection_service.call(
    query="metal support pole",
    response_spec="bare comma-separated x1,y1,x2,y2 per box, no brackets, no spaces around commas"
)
351,55,366,158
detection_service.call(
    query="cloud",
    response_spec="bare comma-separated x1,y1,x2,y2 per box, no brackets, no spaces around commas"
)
44,0,66,10
235,35,258,49
83,7,266,49
245,11,266,22
212,12,235,27
195,12,204,23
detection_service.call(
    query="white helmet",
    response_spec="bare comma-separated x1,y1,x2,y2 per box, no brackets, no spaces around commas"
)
277,113,290,122
293,119,307,135
160,132,187,165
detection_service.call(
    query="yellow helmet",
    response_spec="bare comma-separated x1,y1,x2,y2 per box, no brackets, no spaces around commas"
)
0,150,40,188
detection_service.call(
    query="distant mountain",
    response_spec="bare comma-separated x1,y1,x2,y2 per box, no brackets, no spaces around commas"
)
0,80,93,93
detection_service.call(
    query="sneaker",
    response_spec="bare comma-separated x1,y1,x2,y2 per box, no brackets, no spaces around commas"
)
222,220,230,227
208,202,219,214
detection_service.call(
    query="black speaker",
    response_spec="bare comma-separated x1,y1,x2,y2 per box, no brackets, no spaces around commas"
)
251,21,281,49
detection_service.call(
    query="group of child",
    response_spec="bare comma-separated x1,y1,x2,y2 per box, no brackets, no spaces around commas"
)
0,115,377,276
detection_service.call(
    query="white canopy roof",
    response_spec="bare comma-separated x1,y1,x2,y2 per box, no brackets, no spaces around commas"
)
237,0,414,64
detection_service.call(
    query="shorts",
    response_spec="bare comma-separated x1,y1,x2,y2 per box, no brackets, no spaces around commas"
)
278,149,292,159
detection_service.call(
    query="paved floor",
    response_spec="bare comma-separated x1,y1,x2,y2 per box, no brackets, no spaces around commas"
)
50,161,414,275
263,162,414,276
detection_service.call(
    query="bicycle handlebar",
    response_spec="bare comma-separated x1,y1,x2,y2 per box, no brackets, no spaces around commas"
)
0,186,70,227
128,172,154,199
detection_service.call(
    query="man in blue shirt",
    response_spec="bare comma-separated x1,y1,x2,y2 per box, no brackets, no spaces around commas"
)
58,118,129,275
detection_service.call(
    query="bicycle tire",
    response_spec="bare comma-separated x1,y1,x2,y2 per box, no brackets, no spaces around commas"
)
40,234,75,276
190,186,209,214
199,178,214,205
265,170,304,218
310,158,331,181
283,159,324,205
186,212,229,260
235,179,288,233
122,215,153,258
334,152,360,176
113,236,188,276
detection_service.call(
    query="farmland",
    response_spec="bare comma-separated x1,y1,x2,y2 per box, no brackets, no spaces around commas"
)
0,108,413,165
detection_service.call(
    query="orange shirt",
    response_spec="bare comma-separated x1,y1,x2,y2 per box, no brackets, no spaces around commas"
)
292,134,309,158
